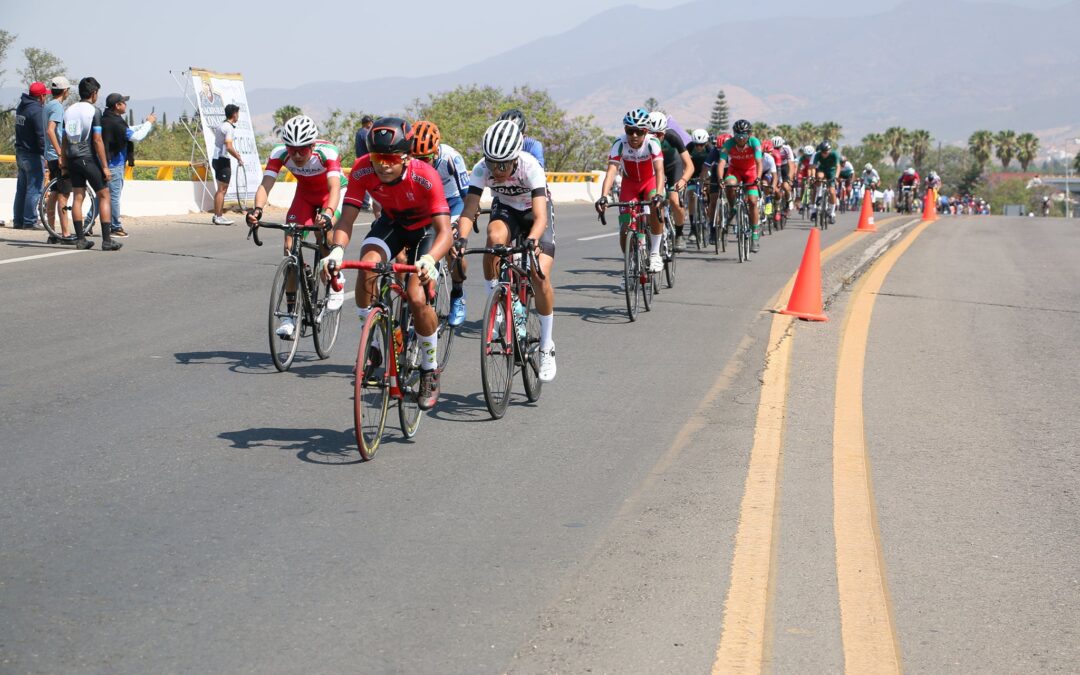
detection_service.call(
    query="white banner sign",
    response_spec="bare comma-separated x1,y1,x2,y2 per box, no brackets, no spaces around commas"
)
190,67,261,200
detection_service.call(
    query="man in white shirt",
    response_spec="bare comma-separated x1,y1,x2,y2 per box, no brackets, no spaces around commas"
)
212,104,243,225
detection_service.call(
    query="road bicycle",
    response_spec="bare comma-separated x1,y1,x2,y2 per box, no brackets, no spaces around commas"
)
813,178,832,230
597,199,656,321
898,185,915,214
37,176,97,240
725,182,758,263
656,197,677,290
462,238,544,419
687,179,708,251
248,220,341,372
710,186,727,254
329,258,434,460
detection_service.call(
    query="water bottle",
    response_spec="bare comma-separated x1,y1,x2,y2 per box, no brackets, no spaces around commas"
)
512,297,527,340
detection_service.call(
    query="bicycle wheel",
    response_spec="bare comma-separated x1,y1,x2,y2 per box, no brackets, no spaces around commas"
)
480,286,514,419
663,221,676,289
38,179,96,240
354,307,390,459
519,285,542,403
641,236,655,310
268,258,302,372
714,201,725,254
623,230,640,321
434,261,455,369
312,275,341,360
396,300,423,439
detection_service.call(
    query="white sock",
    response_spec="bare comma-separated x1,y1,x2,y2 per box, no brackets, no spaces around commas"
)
356,306,370,321
650,233,662,256
539,313,554,351
418,331,438,370
486,278,499,297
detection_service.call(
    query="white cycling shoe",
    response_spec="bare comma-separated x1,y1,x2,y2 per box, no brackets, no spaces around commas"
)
539,347,557,382
275,317,296,339
326,278,345,311
649,253,664,272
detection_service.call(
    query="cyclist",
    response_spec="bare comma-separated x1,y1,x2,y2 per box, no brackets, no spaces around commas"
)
925,169,942,205
771,135,796,215
456,119,558,382
897,167,921,213
861,163,880,189
795,145,815,211
810,140,842,223
648,111,693,251
247,115,344,339
498,109,544,168
760,139,780,230
839,155,855,208
410,120,472,327
596,108,666,273
700,132,732,242
685,128,711,244
323,117,453,410
714,119,764,253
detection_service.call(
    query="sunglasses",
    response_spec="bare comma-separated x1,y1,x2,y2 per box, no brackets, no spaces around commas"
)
414,153,437,164
370,152,405,166
734,134,749,141
625,127,647,137
286,144,313,154
485,159,514,172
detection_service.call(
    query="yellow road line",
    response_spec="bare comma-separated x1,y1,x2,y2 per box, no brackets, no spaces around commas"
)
833,218,933,673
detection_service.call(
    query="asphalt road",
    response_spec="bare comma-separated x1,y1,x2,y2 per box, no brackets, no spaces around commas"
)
1,209,1076,673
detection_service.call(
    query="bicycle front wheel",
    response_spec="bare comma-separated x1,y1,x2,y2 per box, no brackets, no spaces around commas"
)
355,307,390,460
312,277,341,359
396,303,423,440
480,286,514,419
434,262,455,369
623,231,641,321
519,285,542,403
269,258,302,372
641,235,655,310
38,179,96,240
663,222,676,289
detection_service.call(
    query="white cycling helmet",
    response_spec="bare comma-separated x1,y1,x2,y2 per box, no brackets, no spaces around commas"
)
905,167,916,175
771,135,785,148
482,119,523,162
803,145,814,156
280,115,318,146
864,163,874,171
646,111,668,133
691,128,709,144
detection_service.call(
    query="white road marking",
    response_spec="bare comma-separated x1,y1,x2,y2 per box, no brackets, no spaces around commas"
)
0,250,85,266
577,232,618,241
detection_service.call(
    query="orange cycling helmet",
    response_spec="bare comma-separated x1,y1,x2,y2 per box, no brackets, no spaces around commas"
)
411,120,441,156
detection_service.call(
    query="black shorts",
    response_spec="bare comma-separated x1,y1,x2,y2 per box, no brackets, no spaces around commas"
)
489,199,556,257
361,217,435,263
780,163,791,182
67,156,107,192
47,160,72,195
212,157,232,184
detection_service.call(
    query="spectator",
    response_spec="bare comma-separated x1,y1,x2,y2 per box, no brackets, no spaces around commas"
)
354,115,374,211
42,76,74,243
211,104,243,225
101,93,156,238
883,187,895,212
13,82,48,230
61,76,121,251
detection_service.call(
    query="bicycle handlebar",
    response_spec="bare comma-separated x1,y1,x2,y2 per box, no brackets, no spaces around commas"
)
595,199,654,226
462,242,546,280
246,220,328,248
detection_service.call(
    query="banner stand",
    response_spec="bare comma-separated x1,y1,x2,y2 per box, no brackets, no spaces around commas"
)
169,69,217,211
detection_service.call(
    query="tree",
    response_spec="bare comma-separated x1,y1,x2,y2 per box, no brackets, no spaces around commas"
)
994,130,1017,170
773,123,796,145
882,126,909,168
643,97,660,112
909,129,932,172
751,121,773,140
795,121,817,148
273,105,303,128
968,130,994,172
1015,132,1039,172
0,30,15,87
18,47,65,85
818,121,843,144
708,90,729,136
1074,150,1080,175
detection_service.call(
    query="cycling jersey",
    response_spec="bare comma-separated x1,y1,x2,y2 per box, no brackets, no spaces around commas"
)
862,169,880,185
839,161,854,178
343,156,450,230
812,150,842,178
659,129,688,188
467,151,548,212
686,142,711,176
608,135,663,183
778,144,796,164
719,137,763,172
264,140,342,198
62,101,102,160
429,143,471,215
797,156,814,179
522,137,545,169
899,172,920,186
762,153,777,176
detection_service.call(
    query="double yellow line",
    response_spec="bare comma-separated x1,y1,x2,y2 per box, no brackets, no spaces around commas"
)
714,217,930,673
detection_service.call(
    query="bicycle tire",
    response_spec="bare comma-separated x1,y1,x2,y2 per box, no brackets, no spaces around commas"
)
480,286,514,419
663,221,676,289
354,307,390,459
736,207,746,263
714,201,724,254
519,285,542,403
268,258,302,372
641,234,655,310
623,230,641,321
434,261,455,368
312,275,341,359
38,178,97,239
395,299,423,439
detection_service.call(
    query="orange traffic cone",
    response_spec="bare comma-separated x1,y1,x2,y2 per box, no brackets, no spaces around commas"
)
856,187,877,232
921,188,937,221
781,228,828,322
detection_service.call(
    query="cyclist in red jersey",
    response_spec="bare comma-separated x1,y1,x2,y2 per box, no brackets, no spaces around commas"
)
323,117,452,410
715,119,764,252
246,115,344,339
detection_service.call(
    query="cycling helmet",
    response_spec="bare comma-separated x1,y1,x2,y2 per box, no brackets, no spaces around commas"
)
280,115,318,146
367,117,413,154
803,145,814,156
732,119,752,135
411,120,441,156
622,108,649,128
482,119,523,161
716,133,732,146
771,135,785,148
497,108,527,134
762,139,774,152
817,140,831,153
864,163,874,171
646,111,668,133
905,167,916,176
692,128,709,144
929,170,939,178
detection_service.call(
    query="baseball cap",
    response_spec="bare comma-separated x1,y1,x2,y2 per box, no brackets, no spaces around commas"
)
48,75,71,90
106,93,131,108
361,115,373,124
29,82,48,97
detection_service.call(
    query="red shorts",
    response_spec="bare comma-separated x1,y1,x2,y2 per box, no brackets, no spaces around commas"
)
728,166,758,186
619,175,657,203
286,191,330,226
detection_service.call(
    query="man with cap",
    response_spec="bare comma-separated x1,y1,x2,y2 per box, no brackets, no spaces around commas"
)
12,82,48,229
42,76,74,243
102,93,156,237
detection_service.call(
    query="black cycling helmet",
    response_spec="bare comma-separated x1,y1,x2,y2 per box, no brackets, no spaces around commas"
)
498,108,527,134
817,140,832,153
732,119,752,135
368,117,413,154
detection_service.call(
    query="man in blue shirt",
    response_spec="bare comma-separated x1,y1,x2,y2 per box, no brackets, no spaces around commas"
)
42,77,74,242
101,93,155,237
13,82,47,229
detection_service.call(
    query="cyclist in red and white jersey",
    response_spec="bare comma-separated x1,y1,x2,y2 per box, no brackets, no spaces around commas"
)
246,115,344,339
595,108,666,272
714,119,764,253
771,136,796,212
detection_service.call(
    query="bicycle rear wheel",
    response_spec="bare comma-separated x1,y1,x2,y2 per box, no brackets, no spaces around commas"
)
623,231,640,321
480,286,514,419
268,258,302,372
641,236,655,310
395,300,423,439
312,275,341,359
662,221,676,289
519,285,542,403
355,307,390,459
38,179,96,239
434,261,455,368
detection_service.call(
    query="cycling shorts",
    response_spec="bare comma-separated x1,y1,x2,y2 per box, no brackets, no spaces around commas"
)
286,191,331,226
67,156,107,192
726,167,760,196
212,157,232,184
618,176,658,225
489,199,556,257
361,217,435,264
780,163,791,182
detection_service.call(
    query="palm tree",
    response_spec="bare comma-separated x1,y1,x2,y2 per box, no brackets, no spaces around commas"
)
1015,132,1040,172
882,126,909,168
909,129,932,171
774,123,796,144
818,121,843,145
752,121,774,140
796,121,817,148
1074,150,1080,174
861,132,886,166
994,130,1018,170
968,130,994,171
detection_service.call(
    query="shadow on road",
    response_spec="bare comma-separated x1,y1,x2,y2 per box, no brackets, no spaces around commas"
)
218,426,363,465
428,390,499,423
556,304,628,325
174,350,351,378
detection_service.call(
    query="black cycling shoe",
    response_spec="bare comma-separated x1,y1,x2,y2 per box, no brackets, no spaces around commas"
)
417,368,440,411
75,239,94,250
100,239,123,251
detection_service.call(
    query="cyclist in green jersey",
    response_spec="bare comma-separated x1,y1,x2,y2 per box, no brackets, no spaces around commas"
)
811,140,842,223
